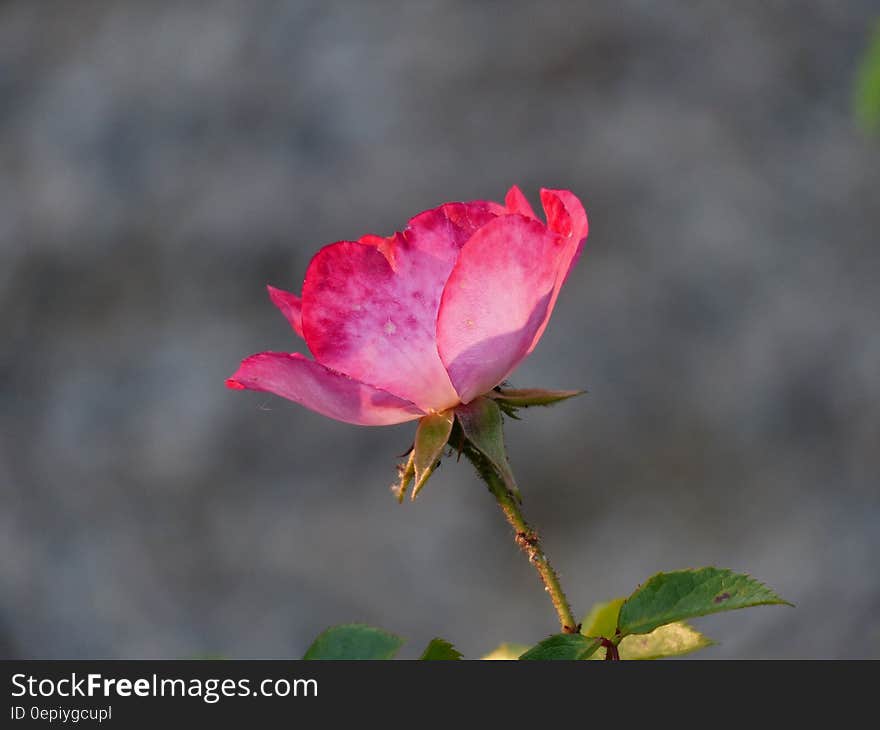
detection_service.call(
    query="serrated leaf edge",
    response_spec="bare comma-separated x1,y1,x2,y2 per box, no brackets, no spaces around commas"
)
618,567,793,637
303,623,405,660
419,637,464,660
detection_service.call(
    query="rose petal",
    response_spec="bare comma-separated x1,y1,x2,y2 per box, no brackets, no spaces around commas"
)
436,215,565,403
525,188,589,353
302,202,502,411
226,352,423,426
541,188,588,278
267,285,304,338
504,185,537,218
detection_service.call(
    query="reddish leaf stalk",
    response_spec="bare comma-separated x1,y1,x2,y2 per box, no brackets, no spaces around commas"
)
600,638,621,661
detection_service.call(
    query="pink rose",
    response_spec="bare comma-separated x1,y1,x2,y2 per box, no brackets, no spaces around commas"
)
227,186,588,426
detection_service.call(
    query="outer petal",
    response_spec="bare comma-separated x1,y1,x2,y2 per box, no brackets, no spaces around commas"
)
301,202,502,411
267,285,304,338
504,185,537,218
436,215,565,403
526,188,589,353
540,188,588,272
226,352,423,426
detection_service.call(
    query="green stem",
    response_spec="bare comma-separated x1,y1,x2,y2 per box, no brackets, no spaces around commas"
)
464,446,579,634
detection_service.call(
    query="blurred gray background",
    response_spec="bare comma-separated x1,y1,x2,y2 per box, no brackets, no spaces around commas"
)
1,0,878,659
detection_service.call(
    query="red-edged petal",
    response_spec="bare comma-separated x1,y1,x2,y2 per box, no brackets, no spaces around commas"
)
267,285,304,338
541,188,588,251
436,215,566,403
525,188,590,353
301,201,502,411
504,185,537,218
226,352,423,426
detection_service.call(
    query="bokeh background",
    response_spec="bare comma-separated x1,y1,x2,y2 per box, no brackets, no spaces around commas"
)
2,1,878,659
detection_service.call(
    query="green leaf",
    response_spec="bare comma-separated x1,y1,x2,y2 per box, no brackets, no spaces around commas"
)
303,624,404,660
419,638,463,660
855,21,880,134
581,597,714,660
617,622,714,660
490,388,583,408
482,643,530,660
455,397,519,499
412,411,454,500
618,567,792,637
581,597,625,639
519,634,602,661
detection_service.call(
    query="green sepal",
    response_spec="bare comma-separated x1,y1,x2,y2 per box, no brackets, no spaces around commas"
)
391,449,415,503
489,387,583,409
411,411,454,500
455,397,519,500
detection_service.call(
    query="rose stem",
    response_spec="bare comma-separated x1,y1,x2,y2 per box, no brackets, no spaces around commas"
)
464,446,579,634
